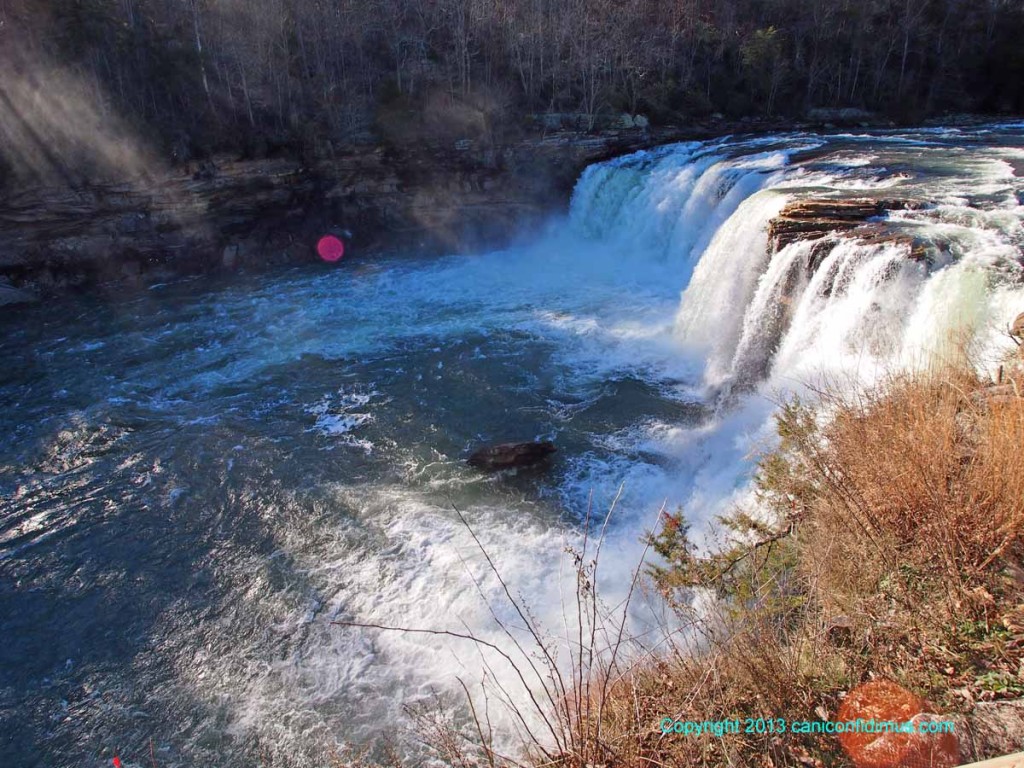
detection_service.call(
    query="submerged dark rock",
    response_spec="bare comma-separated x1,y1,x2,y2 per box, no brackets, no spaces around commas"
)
467,441,556,471
0,280,37,306
0,282,37,307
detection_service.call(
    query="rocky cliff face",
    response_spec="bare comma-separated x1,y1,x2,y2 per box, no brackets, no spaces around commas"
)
767,197,932,274
0,158,320,295
0,127,694,304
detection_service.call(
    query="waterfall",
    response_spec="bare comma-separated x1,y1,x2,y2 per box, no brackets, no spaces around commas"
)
567,129,1024,392
673,189,791,386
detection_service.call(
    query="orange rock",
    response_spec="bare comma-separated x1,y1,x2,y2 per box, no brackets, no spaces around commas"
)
837,680,959,768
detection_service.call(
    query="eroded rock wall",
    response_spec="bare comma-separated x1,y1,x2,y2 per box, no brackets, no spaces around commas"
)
0,128,691,303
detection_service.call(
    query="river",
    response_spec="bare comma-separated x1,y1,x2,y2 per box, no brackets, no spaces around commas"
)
2,125,1023,767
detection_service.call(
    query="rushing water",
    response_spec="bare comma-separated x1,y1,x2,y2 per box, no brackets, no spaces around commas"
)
2,125,1023,766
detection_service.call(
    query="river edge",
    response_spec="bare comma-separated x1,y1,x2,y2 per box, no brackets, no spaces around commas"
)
2,113,1013,308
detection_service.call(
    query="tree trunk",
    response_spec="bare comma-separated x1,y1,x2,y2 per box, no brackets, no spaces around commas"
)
190,0,217,119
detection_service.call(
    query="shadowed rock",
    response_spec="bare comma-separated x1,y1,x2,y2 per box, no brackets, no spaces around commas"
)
467,441,556,471
0,278,37,306
970,383,1022,408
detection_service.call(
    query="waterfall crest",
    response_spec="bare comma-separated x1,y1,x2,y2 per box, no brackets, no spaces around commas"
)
567,129,1024,391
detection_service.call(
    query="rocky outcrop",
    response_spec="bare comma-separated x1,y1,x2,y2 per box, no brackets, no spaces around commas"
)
467,441,556,471
0,158,330,293
769,198,921,249
0,127,707,302
1011,312,1024,341
768,198,931,273
955,699,1024,764
0,117,829,304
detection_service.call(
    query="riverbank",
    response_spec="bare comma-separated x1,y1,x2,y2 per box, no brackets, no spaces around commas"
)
3,113,1005,307
623,360,1024,768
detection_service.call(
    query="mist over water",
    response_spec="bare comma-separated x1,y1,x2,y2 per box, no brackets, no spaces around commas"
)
2,126,1023,766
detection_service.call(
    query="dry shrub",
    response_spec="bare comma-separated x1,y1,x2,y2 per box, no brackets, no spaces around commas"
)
569,361,1024,768
553,596,859,768
792,365,1024,615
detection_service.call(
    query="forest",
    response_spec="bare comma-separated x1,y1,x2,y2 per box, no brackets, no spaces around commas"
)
3,0,1024,162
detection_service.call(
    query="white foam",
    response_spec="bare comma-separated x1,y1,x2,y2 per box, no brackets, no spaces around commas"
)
306,390,378,450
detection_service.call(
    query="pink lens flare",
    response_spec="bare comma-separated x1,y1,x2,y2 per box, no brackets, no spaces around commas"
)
317,235,345,262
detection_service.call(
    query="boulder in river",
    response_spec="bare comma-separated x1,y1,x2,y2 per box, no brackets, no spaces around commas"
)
467,441,556,470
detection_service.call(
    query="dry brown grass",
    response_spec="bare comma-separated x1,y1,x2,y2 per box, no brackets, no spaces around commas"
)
530,360,1024,768
803,367,1024,606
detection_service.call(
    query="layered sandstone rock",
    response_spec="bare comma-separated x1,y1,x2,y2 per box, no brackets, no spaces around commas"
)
0,128,698,302
768,198,931,274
